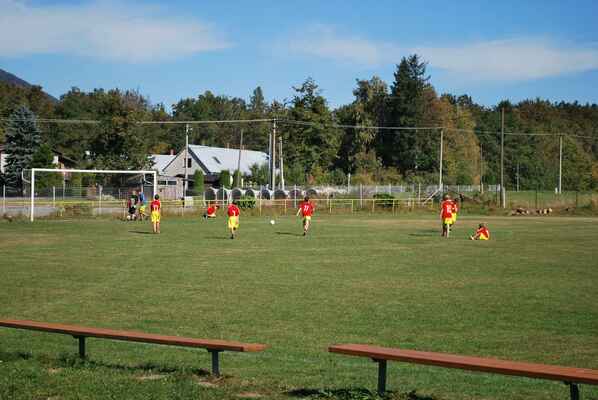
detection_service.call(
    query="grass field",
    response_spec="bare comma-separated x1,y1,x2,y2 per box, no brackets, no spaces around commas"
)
1,214,597,400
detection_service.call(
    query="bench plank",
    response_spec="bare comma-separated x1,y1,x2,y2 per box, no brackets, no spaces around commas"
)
0,319,266,352
329,344,598,386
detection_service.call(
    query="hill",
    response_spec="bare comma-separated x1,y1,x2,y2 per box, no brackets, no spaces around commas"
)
0,68,58,102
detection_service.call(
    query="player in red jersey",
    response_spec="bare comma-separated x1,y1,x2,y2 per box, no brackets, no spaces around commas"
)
470,223,490,240
440,194,453,237
227,201,240,239
150,194,161,234
296,196,315,236
203,203,218,219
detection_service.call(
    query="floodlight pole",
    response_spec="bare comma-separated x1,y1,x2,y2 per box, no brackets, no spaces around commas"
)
500,108,505,208
184,124,190,196
279,136,285,191
480,143,484,194
558,135,563,194
270,119,277,190
439,128,443,192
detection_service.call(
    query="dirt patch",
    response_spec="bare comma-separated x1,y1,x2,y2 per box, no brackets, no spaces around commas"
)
47,368,63,375
135,374,167,381
237,392,263,399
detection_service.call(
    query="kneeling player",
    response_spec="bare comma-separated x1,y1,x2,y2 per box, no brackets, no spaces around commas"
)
470,223,490,240
203,204,218,219
296,196,315,236
227,201,240,239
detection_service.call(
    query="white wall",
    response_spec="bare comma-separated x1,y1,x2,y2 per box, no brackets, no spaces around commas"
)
162,150,206,177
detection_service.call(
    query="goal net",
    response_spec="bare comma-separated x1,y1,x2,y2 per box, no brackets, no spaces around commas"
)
26,168,157,221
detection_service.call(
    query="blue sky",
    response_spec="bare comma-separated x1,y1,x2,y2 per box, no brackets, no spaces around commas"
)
1,0,598,110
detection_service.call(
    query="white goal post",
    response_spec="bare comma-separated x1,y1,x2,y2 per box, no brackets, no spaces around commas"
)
28,168,157,222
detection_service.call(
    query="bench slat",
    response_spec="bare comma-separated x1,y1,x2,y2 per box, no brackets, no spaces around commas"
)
0,319,266,352
329,344,598,386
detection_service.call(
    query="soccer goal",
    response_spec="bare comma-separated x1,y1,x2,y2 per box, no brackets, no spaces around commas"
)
27,168,157,221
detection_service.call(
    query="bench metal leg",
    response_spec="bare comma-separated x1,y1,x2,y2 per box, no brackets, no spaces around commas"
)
208,350,221,376
76,336,86,359
373,359,387,395
565,382,579,400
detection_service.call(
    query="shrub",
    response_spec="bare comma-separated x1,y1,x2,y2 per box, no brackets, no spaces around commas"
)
237,195,256,209
373,192,395,208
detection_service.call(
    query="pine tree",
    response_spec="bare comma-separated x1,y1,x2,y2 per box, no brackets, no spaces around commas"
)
4,106,42,188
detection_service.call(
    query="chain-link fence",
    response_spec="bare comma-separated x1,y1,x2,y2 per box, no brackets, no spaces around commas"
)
2,184,596,219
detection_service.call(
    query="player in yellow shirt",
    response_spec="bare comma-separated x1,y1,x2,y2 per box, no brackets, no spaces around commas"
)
150,194,161,234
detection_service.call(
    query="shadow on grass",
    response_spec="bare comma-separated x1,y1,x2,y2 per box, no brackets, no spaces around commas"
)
286,388,438,400
408,230,440,237
204,236,233,240
276,231,303,237
56,353,211,377
0,351,32,362
128,230,154,235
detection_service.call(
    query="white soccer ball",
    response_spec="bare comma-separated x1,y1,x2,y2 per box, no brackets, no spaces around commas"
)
270,220,275,225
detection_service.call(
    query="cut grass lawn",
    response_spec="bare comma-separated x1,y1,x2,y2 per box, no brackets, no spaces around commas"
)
1,214,597,399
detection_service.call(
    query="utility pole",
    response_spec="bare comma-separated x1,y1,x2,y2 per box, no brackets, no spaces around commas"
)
270,119,277,190
279,136,285,191
439,128,444,192
184,123,190,196
236,130,243,187
558,135,563,194
516,162,520,192
500,108,505,208
480,143,484,194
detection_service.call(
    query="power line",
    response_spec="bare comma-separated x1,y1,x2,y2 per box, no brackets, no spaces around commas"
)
279,119,442,131
2,116,597,140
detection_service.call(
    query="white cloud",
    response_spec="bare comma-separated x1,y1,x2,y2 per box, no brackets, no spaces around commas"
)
0,0,230,62
284,25,398,66
415,39,598,81
285,26,598,81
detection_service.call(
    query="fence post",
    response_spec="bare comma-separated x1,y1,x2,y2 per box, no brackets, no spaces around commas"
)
99,186,102,216
372,199,375,213
329,199,332,214
360,184,363,208
392,199,396,215
2,185,5,214
351,199,354,213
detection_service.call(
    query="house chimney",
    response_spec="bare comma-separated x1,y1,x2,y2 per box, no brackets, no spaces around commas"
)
170,149,174,155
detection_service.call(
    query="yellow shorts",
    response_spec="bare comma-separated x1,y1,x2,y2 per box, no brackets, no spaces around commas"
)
228,216,239,229
443,217,452,225
479,233,489,240
151,211,160,223
451,213,457,224
303,216,312,222
139,206,146,214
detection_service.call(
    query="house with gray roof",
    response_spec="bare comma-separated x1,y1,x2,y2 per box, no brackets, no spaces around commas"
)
160,145,269,187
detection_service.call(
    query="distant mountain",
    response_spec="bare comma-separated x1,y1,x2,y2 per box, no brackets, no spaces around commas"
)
0,68,58,102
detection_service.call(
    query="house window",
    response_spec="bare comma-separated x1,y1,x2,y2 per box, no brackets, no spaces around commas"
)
187,158,192,168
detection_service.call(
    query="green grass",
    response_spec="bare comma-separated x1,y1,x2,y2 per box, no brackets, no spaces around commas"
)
1,213,597,400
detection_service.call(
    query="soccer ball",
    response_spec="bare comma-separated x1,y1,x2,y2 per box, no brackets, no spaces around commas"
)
126,215,131,221
270,220,275,225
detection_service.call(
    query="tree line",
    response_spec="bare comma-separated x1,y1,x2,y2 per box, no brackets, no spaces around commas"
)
1,54,597,190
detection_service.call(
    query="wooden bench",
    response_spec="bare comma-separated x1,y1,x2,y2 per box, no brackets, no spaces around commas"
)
0,319,267,376
329,344,598,400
